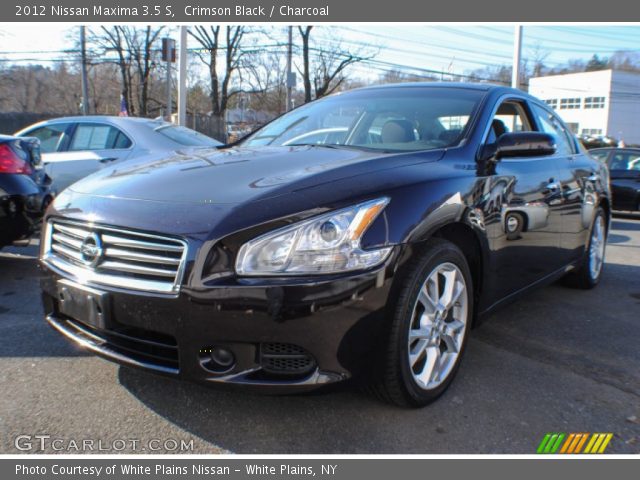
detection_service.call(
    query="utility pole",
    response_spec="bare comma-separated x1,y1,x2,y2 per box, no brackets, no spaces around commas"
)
166,63,172,121
80,26,90,115
286,26,294,111
162,38,176,121
512,25,523,90
177,26,188,126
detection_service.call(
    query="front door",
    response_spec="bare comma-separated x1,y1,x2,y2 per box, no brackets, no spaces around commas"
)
481,100,565,300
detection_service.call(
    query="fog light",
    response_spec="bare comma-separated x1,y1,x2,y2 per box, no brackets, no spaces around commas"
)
211,347,234,368
199,346,236,373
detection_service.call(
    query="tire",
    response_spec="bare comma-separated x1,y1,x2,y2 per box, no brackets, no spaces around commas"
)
564,206,607,289
370,238,473,407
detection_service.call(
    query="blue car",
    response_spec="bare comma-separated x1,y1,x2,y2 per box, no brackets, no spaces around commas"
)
0,135,53,249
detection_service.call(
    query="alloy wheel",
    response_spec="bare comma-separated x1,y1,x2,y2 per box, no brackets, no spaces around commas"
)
407,262,468,390
589,215,606,280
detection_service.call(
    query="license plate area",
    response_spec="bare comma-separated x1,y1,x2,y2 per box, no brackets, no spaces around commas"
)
56,279,111,330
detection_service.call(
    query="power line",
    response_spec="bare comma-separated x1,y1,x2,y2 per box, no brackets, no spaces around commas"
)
480,26,640,54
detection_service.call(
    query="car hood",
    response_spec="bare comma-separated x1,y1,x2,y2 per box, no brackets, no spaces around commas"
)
68,145,443,205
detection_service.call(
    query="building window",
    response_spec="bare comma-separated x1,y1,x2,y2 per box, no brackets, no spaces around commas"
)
544,99,558,109
584,97,605,109
560,98,581,109
581,128,603,135
565,123,579,134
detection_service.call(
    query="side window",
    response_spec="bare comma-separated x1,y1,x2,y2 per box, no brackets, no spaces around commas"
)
113,131,133,149
589,151,609,163
531,104,576,156
69,124,131,151
486,101,533,144
609,152,640,171
24,124,71,153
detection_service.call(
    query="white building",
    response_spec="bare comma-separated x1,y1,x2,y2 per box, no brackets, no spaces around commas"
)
529,69,640,144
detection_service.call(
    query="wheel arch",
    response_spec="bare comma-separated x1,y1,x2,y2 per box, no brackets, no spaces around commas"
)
431,222,485,325
400,219,488,326
598,196,611,231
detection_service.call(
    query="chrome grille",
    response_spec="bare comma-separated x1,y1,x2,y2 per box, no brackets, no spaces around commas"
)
43,220,187,294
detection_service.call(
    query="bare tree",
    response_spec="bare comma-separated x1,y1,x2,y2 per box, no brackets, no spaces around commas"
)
608,51,640,72
375,69,436,85
90,26,164,116
0,63,80,114
527,43,550,78
312,48,365,98
242,50,288,116
296,26,371,103
125,26,164,116
95,27,134,114
188,26,246,140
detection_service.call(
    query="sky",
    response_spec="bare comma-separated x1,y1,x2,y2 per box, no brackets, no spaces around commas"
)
1,24,639,82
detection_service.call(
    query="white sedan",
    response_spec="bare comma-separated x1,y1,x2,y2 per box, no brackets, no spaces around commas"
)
16,116,222,193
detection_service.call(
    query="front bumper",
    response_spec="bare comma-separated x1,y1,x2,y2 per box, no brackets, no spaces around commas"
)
40,256,397,393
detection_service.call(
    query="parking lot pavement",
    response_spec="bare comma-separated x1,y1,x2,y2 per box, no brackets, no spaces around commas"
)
1,216,639,454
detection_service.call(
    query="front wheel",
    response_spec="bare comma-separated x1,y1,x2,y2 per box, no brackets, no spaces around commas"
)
371,239,473,407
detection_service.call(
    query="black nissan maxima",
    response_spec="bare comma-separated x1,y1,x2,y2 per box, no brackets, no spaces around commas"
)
39,84,610,407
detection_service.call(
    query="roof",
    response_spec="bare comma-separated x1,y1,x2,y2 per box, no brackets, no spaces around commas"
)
349,81,541,103
356,81,505,92
39,115,168,125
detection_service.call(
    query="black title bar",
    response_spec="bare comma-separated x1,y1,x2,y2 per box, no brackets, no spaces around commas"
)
7,0,637,22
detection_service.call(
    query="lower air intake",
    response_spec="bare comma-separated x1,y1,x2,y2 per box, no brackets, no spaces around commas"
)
259,343,316,376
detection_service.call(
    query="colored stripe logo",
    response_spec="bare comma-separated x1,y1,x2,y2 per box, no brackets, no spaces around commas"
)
537,433,613,454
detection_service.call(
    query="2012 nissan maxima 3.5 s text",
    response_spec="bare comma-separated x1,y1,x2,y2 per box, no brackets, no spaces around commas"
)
39,83,610,407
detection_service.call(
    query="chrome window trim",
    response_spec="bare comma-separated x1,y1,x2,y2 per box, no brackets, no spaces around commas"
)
42,219,188,296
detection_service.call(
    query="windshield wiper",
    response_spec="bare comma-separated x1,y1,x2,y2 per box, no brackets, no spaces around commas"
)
287,143,362,150
287,143,393,153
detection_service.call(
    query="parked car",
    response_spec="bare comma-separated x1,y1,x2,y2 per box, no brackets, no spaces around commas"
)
590,147,640,211
580,135,618,150
0,135,53,249
16,116,222,193
39,83,611,407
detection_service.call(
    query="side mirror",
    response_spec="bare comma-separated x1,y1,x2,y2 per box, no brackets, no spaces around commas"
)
495,132,557,159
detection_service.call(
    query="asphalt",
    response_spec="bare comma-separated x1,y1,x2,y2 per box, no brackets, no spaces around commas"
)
0,215,639,454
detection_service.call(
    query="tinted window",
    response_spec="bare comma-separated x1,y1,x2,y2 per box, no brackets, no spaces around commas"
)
242,87,485,152
531,104,576,156
155,125,220,147
24,123,70,153
608,152,640,171
69,124,132,151
114,131,133,149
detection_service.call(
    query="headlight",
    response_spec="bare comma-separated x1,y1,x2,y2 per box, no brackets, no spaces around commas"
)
235,198,392,275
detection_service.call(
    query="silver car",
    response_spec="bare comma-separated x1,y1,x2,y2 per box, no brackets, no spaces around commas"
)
16,116,222,193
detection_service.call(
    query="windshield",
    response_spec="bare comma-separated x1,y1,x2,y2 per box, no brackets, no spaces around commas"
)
242,86,485,152
155,125,221,147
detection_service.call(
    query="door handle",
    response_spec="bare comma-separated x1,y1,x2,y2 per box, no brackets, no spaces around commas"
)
99,157,117,164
